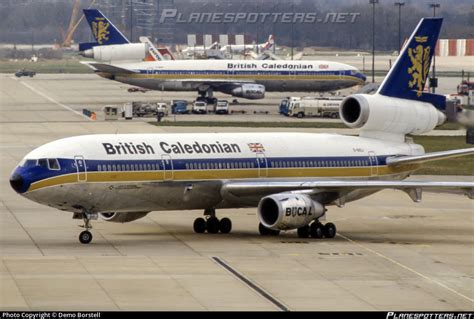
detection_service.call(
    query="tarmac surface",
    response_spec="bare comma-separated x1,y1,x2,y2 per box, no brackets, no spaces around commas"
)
0,73,473,311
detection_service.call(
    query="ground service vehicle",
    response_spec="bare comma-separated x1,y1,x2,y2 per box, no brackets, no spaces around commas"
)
192,101,208,114
15,69,36,77
171,100,189,114
214,100,229,114
287,97,342,118
155,103,169,117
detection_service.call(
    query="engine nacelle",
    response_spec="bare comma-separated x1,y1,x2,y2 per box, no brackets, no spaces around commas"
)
340,94,446,135
99,212,149,223
258,194,325,231
231,84,265,99
81,43,148,62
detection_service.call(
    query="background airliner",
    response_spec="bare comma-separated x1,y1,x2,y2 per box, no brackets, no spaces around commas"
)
10,18,473,244
219,34,275,54
79,9,175,62
80,11,364,102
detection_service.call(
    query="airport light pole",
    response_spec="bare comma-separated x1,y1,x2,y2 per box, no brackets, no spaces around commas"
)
429,3,440,93
370,0,378,83
394,2,405,53
129,0,134,42
291,2,294,60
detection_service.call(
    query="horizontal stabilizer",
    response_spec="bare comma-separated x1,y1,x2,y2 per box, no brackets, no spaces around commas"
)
79,42,98,52
386,148,474,166
81,62,137,74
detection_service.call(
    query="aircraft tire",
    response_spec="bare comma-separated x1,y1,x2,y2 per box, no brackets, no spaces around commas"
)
258,223,270,236
310,222,324,239
323,223,337,238
297,226,310,238
79,231,93,244
219,218,232,234
193,218,206,233
207,217,220,234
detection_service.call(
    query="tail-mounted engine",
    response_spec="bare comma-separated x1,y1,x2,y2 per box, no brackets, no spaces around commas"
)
340,94,446,136
257,194,325,230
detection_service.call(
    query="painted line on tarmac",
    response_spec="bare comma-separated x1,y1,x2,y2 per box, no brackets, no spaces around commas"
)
211,256,290,311
19,81,92,120
337,233,473,303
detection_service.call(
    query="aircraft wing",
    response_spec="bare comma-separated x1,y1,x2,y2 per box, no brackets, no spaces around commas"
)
221,179,474,202
386,148,474,166
81,62,139,74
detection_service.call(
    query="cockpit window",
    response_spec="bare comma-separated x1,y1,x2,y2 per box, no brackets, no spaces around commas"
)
38,158,48,168
37,158,60,170
48,159,60,170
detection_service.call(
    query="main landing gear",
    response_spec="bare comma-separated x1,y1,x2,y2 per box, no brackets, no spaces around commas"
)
297,221,336,239
258,220,337,239
196,88,217,105
193,209,232,234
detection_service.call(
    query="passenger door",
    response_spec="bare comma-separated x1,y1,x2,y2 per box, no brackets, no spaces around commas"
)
368,151,378,176
74,155,87,182
256,152,268,178
161,154,173,181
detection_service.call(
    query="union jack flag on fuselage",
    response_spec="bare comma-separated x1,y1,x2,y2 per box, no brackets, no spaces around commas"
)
248,143,265,153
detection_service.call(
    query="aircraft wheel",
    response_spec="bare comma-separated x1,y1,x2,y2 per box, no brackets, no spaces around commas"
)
79,230,93,244
310,222,324,239
323,223,337,238
207,217,220,234
297,225,310,238
259,223,270,236
219,217,232,234
193,218,206,233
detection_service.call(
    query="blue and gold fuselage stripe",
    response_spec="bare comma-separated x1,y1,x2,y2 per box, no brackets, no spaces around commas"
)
20,155,418,192
123,69,365,83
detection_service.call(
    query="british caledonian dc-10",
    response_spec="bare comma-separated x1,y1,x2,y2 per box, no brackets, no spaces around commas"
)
10,18,474,244
79,10,366,102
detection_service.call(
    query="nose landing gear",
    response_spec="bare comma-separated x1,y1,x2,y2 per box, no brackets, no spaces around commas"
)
75,210,97,244
193,209,232,234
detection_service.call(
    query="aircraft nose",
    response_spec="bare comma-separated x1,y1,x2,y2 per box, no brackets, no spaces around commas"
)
357,72,367,83
9,172,25,194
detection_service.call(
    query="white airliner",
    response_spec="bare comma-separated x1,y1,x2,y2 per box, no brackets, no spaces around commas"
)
220,34,275,54
83,59,365,102
181,41,220,56
10,18,474,244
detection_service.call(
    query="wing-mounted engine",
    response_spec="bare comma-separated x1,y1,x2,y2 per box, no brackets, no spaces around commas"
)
99,212,149,223
230,84,265,99
257,194,325,230
340,94,446,139
81,43,148,62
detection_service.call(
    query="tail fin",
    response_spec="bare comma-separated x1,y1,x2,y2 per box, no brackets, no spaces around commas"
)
262,35,274,50
139,36,162,61
377,18,445,109
83,9,129,46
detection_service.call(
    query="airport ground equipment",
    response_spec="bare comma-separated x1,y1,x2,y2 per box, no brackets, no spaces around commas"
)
286,97,342,118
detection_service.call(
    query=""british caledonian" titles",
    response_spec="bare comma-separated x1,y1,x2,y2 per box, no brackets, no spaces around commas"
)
102,141,241,155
